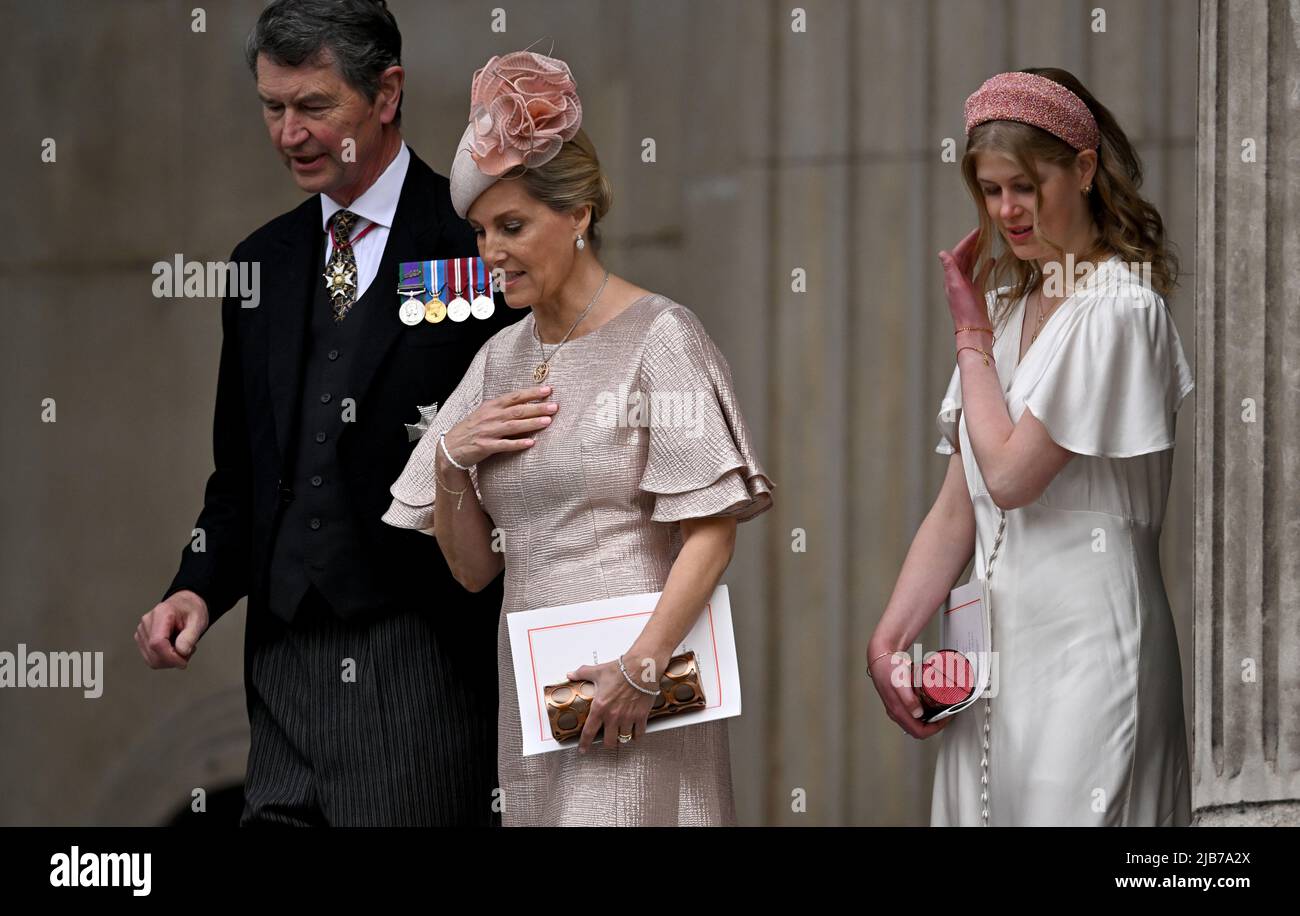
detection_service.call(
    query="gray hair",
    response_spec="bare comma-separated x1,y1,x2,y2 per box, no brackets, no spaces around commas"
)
245,0,403,125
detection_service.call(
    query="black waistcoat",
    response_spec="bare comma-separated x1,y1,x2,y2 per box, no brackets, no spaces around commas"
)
268,239,390,621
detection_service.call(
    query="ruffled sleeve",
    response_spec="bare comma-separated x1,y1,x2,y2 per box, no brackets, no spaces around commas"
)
1015,286,1194,458
636,305,774,523
382,342,490,533
934,362,963,455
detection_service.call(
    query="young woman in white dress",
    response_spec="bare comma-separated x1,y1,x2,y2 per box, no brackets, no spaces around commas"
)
868,68,1194,826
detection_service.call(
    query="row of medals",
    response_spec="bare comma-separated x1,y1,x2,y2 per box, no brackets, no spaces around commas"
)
397,284,496,326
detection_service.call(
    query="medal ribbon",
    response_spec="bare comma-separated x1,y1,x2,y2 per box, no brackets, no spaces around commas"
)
430,259,442,301
452,258,464,299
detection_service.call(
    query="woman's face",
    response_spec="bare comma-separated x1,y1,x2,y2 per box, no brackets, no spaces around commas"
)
467,179,587,309
974,151,1092,264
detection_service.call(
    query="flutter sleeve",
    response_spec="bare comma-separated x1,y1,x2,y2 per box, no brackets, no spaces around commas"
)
934,362,963,455
635,305,774,524
382,342,490,533
1016,286,1195,458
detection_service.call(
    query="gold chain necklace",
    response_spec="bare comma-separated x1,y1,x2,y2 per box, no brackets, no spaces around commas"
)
531,270,610,383
1028,287,1065,345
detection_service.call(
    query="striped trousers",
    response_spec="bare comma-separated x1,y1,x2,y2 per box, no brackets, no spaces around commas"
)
240,585,499,826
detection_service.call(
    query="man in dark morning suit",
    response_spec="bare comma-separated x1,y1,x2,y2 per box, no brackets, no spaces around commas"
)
134,0,520,825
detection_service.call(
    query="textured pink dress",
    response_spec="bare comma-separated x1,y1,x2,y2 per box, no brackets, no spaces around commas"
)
383,293,773,826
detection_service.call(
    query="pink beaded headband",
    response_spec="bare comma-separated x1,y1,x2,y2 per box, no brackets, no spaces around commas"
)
964,71,1100,152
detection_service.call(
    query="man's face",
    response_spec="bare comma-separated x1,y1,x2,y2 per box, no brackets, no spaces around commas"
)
255,50,392,197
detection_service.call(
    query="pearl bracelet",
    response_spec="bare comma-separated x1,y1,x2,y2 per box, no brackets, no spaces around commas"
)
438,432,472,471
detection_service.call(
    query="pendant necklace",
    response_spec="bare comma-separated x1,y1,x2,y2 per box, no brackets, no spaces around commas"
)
532,270,610,384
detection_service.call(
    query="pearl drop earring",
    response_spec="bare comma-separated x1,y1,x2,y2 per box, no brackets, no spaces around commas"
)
575,236,586,251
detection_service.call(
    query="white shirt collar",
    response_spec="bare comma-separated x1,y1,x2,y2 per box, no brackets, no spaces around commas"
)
320,141,410,232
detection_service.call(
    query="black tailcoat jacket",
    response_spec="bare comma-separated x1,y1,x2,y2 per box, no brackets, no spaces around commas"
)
162,147,521,817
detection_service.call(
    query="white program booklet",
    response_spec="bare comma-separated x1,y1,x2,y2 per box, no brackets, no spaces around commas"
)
506,584,742,755
925,578,994,722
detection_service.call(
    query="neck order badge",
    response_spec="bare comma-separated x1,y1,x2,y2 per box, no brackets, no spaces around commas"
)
324,210,379,321
396,257,498,327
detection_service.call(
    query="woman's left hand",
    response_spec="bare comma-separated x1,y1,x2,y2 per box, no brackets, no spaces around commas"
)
568,654,662,753
939,228,995,330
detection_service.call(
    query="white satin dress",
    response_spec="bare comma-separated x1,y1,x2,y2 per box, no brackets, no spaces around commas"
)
930,256,1194,826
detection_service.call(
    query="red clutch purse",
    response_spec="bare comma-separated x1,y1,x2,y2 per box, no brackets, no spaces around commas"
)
917,649,975,717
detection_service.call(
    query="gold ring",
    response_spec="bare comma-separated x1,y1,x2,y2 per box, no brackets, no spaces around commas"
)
617,731,633,743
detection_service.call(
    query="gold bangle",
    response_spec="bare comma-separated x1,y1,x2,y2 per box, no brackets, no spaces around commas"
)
956,345,992,366
867,649,902,672
954,326,993,336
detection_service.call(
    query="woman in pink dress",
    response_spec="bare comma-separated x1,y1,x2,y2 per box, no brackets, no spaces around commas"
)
383,51,772,826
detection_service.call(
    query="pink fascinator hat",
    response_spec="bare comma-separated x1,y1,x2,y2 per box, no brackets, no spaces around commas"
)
449,50,584,219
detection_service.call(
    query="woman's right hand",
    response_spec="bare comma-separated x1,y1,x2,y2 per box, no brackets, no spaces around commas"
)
868,648,953,740
442,384,558,467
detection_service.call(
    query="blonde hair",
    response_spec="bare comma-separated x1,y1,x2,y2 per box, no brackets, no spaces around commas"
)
960,67,1180,332
510,128,614,251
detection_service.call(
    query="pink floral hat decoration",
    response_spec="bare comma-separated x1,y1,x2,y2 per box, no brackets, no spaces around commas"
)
450,50,583,218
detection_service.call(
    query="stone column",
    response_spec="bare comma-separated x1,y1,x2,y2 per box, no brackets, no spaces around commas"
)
1193,0,1300,826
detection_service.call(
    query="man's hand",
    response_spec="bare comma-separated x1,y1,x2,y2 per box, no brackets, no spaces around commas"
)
136,590,210,669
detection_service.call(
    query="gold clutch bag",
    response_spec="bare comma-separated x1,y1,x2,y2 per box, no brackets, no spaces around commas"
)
544,651,707,743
